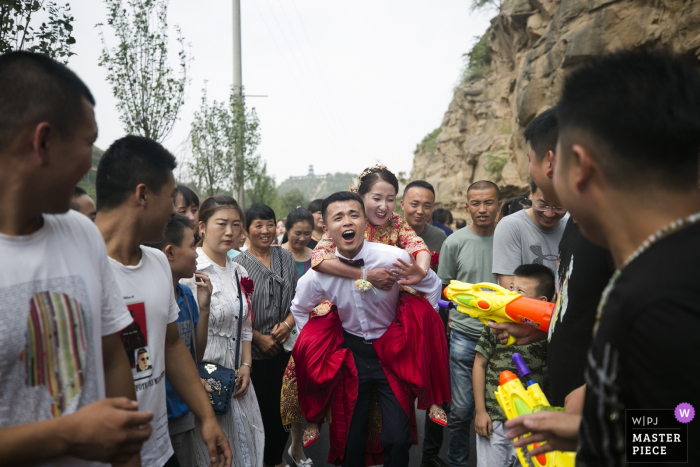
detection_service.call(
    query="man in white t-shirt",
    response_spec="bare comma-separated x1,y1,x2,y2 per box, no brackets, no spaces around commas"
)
0,52,153,466
95,135,232,467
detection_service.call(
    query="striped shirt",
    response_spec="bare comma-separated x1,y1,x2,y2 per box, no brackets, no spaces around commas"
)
233,246,299,360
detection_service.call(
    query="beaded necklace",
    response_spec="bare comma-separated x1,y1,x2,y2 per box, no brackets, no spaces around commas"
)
595,211,700,333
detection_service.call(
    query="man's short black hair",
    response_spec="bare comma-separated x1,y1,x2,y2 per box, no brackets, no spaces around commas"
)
96,135,177,211
244,203,276,232
514,264,555,301
144,215,192,250
455,218,467,229
71,186,88,211
403,180,435,197
322,192,365,223
557,49,700,191
0,51,95,150
308,198,324,213
467,180,501,201
529,180,538,195
433,208,452,224
523,107,558,161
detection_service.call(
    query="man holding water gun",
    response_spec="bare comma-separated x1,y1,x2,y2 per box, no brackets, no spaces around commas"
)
502,50,700,466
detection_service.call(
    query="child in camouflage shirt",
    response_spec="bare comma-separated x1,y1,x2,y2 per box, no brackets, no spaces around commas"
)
472,264,553,466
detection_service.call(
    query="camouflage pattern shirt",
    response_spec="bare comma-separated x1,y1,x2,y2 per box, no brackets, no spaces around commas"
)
475,326,547,422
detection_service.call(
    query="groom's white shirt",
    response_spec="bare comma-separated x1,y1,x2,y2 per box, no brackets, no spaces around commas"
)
291,241,441,340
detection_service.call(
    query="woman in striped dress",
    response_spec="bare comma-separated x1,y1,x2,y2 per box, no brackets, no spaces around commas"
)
185,195,264,467
233,203,301,467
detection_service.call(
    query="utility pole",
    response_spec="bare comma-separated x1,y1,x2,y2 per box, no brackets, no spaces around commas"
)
232,0,243,205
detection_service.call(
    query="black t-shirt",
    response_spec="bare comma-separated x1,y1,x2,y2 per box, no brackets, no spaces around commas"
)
577,223,700,466
547,218,614,406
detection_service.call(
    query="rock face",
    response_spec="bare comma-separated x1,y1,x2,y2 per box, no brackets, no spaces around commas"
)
409,0,700,220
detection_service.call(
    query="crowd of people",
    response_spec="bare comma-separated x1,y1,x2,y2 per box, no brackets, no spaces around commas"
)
1,46,700,467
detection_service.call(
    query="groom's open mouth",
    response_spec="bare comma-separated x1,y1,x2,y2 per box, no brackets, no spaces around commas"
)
341,229,356,242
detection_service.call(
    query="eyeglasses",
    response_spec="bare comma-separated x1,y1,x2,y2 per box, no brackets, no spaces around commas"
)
533,204,567,215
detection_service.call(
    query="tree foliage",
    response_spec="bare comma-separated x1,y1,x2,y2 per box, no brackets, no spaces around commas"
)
0,0,76,61
189,88,230,197
470,0,502,12
189,85,261,202
246,162,278,207
279,189,309,216
98,0,189,142
230,86,261,207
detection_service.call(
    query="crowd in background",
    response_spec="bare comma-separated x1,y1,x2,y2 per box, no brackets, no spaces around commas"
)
2,47,700,467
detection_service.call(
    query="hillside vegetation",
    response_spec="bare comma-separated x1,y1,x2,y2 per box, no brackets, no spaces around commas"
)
77,146,105,200
277,172,357,201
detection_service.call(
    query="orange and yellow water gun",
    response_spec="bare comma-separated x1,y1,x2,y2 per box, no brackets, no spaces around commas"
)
494,353,576,467
439,281,554,346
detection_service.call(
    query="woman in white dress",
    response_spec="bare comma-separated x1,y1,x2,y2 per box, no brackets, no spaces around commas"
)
185,195,264,467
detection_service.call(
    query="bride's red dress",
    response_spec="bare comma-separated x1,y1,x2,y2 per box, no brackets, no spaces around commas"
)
293,290,450,466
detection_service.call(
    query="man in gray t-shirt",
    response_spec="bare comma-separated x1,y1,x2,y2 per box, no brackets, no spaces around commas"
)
492,184,567,289
437,181,502,467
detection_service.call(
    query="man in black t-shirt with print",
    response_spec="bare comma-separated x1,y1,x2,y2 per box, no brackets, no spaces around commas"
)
501,50,700,466
491,107,615,408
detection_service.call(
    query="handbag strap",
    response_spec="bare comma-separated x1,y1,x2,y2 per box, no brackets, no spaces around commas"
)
234,268,244,370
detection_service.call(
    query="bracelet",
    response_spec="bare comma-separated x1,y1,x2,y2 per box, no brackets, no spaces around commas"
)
239,362,252,372
282,321,292,332
362,267,367,282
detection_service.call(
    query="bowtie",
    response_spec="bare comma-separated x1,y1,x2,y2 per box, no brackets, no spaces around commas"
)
339,257,364,268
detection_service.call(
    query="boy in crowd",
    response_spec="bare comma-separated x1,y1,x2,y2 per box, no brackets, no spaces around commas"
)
0,51,152,466
147,215,214,466
95,135,231,467
504,50,700,466
473,264,552,466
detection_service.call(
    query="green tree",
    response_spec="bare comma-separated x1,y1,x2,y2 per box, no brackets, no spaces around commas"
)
279,188,309,216
246,161,278,208
470,0,502,12
98,0,189,142
0,0,75,61
230,86,261,207
189,88,230,196
189,85,262,203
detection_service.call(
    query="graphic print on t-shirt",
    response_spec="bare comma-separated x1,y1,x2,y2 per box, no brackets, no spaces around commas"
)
120,302,153,381
0,277,98,426
20,291,88,418
529,244,558,266
549,255,573,342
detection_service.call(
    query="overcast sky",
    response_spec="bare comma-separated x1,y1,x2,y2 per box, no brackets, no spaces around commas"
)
67,1,492,185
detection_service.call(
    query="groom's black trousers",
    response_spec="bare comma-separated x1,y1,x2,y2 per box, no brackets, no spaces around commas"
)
341,331,413,467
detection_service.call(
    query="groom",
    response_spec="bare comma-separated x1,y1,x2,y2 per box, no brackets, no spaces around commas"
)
291,191,442,466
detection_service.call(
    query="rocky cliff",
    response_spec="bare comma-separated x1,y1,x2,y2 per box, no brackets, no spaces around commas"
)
409,0,700,220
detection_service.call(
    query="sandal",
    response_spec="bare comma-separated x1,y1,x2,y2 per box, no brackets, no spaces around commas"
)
303,426,321,448
429,406,447,426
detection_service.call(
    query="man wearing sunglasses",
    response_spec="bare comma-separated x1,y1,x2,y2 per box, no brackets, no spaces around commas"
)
493,180,568,289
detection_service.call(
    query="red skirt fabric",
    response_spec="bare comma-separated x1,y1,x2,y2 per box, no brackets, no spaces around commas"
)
373,292,451,411
294,293,450,465
292,307,366,465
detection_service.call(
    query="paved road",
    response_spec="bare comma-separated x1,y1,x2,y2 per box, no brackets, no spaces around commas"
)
283,408,478,467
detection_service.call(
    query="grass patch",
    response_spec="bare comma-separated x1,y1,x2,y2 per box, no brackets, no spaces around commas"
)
414,127,442,154
461,34,492,83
